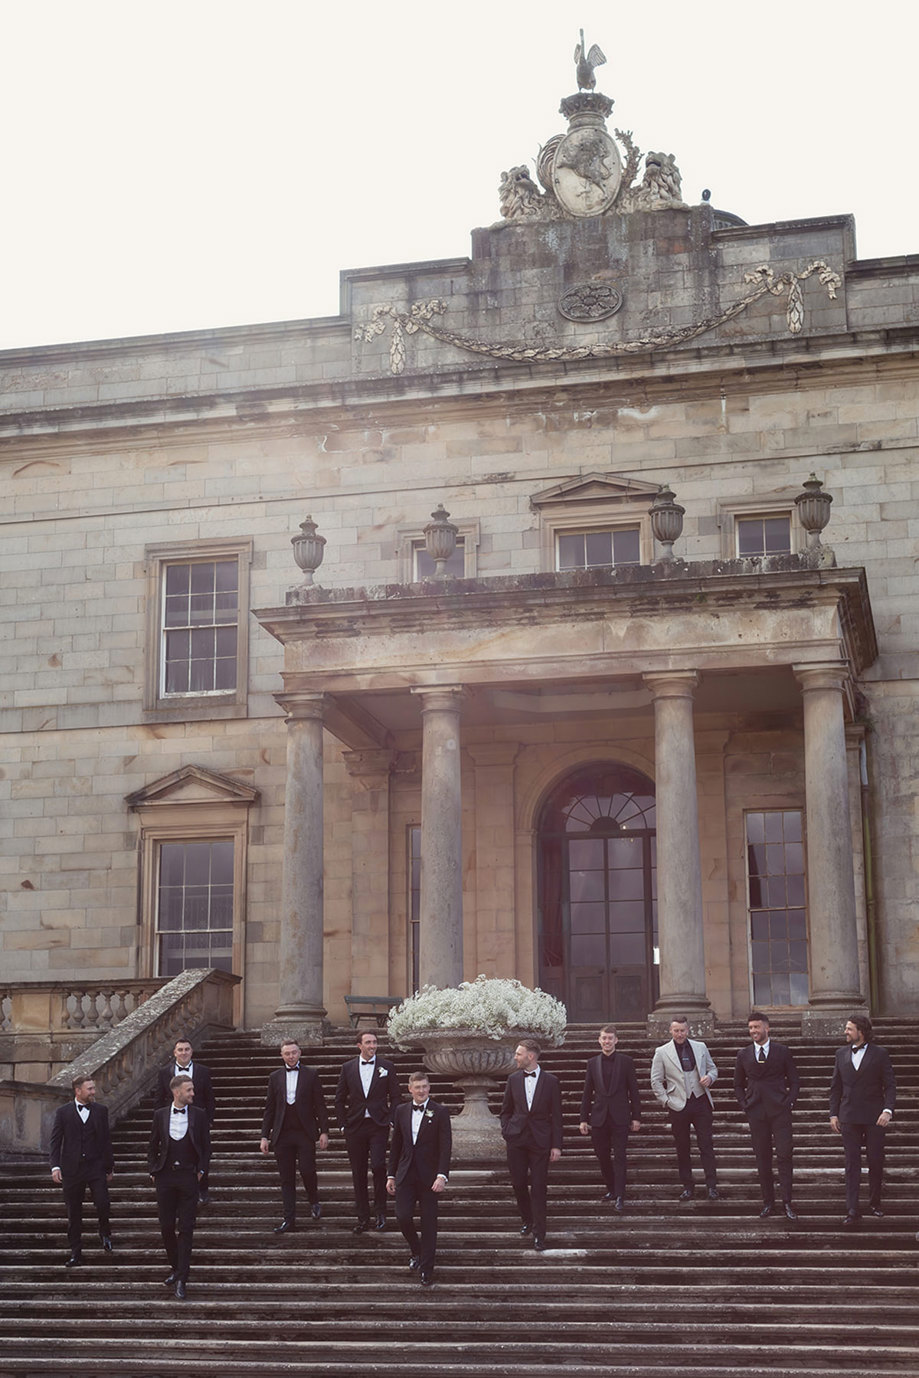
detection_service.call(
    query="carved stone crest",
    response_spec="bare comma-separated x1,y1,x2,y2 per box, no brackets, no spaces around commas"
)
558,282,624,322
552,122,622,218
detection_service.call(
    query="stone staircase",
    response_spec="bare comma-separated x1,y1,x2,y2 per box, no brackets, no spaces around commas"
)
1,1020,917,1376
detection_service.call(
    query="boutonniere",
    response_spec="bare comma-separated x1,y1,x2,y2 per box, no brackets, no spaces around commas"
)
425,1109,434,1120
377,1068,388,1078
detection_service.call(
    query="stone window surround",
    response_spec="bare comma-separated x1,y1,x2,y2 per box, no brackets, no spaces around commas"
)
536,498,654,570
716,493,803,561
143,537,252,719
395,520,480,582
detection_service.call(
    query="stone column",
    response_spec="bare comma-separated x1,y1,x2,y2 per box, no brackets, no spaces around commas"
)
643,671,711,1032
342,749,395,998
411,686,464,989
263,691,328,1044
794,663,865,1032
467,743,520,975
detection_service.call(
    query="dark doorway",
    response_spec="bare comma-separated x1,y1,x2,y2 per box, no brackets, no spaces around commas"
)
537,764,658,1022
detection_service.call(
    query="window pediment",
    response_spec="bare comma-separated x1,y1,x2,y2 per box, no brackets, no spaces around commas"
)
529,473,660,510
126,764,259,811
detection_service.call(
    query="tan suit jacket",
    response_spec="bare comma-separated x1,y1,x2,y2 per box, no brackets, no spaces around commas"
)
650,1038,718,1111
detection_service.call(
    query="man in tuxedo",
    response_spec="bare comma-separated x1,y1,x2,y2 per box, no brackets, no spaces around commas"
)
49,1074,114,1266
155,1037,215,1203
650,1016,720,1200
578,1023,641,1213
260,1039,329,1233
733,1011,800,1219
829,1014,896,1225
386,1071,452,1287
148,1074,210,1299
335,1030,399,1233
500,1039,563,1251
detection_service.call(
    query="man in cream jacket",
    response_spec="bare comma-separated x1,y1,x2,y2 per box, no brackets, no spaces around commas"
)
650,1016,720,1200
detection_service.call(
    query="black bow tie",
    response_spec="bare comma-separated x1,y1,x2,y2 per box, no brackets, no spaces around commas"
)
524,1071,538,1079
176,1065,191,1072
172,1108,187,1115
413,1103,427,1113
286,1065,300,1071
361,1060,375,1066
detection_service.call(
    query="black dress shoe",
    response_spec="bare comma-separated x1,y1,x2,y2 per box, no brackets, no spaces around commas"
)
520,1221,533,1236
375,1211,387,1231
198,1190,210,1205
274,1219,296,1234
420,1271,434,1286
843,1212,859,1226
869,1206,884,1217
678,1186,695,1201
175,1280,187,1300
783,1202,798,1220
408,1255,420,1271
310,1202,322,1220
601,1191,615,1202
352,1219,370,1235
533,1236,547,1252
163,1271,179,1286
614,1197,625,1214
64,1253,83,1267
99,1234,113,1252
759,1203,775,1218
707,1187,721,1200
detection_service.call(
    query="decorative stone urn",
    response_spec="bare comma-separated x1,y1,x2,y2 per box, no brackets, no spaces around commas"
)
649,484,685,562
422,504,458,579
419,1030,526,1159
291,515,326,585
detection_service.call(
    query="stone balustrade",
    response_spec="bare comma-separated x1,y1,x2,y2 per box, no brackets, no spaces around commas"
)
0,979,165,1036
0,967,240,1158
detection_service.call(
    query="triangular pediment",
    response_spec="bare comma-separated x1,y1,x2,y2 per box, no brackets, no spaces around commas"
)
529,473,661,509
126,764,259,809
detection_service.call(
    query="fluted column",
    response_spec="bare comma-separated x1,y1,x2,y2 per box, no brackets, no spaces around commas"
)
411,686,464,989
643,671,710,1026
794,663,864,1028
265,691,327,1041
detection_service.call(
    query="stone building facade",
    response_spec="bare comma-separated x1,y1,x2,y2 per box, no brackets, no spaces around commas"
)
2,63,917,1037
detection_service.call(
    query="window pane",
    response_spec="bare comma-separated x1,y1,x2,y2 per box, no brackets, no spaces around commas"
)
156,840,234,977
607,901,647,932
737,518,765,557
610,932,646,964
570,902,607,933
584,531,613,567
569,870,604,902
557,533,584,570
161,558,239,698
746,809,807,1005
764,516,792,553
568,839,606,869
612,527,641,565
607,869,645,902
571,933,606,965
414,539,465,579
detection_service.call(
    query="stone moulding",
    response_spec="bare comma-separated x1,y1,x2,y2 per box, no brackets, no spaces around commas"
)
354,261,842,375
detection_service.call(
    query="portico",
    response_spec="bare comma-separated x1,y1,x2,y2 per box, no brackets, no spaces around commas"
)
255,557,877,1038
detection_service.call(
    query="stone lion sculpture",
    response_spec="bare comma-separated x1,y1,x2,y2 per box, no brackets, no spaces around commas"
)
626,151,688,211
499,165,545,220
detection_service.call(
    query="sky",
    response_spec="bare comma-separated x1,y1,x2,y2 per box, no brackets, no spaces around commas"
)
1,0,915,352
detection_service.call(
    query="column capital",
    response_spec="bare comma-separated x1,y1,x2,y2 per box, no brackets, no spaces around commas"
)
274,690,325,723
642,670,699,700
793,661,850,694
410,685,465,714
466,742,520,768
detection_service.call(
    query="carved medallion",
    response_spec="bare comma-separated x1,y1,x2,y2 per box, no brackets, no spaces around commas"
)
558,282,624,322
552,126,622,218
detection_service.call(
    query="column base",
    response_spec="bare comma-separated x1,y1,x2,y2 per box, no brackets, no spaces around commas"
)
801,1004,867,1040
647,1005,713,1040
261,1013,329,1048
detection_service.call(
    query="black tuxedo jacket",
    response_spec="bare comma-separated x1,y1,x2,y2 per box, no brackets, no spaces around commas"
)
388,1100,452,1187
579,1053,641,1128
733,1041,800,1121
829,1043,896,1123
335,1056,398,1133
49,1102,114,1180
500,1068,563,1151
155,1061,215,1124
147,1104,211,1175
261,1065,330,1144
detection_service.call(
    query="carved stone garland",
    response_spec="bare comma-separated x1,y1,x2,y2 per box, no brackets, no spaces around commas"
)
354,261,842,376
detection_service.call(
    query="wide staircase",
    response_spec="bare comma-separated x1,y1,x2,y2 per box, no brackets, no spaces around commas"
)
1,1021,917,1377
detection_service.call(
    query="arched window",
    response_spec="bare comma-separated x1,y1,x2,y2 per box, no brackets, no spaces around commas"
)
538,764,658,1023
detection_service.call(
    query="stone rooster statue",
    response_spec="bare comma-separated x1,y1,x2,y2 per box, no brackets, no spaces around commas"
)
574,30,606,90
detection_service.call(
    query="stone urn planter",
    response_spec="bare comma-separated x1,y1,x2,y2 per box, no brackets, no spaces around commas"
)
417,1030,524,1159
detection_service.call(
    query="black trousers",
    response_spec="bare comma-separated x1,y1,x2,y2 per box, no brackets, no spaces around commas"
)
344,1120,389,1220
506,1132,551,1235
669,1095,717,1188
273,1127,319,1221
589,1122,630,1197
154,1166,199,1281
62,1171,110,1253
840,1120,887,1213
747,1108,794,1203
394,1172,440,1273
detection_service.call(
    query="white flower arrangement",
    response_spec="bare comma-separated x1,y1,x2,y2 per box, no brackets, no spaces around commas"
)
387,974,567,1050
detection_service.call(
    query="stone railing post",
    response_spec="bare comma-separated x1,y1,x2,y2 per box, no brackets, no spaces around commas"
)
411,686,465,988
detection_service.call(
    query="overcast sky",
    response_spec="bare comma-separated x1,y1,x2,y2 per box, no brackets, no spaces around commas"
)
1,0,915,352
